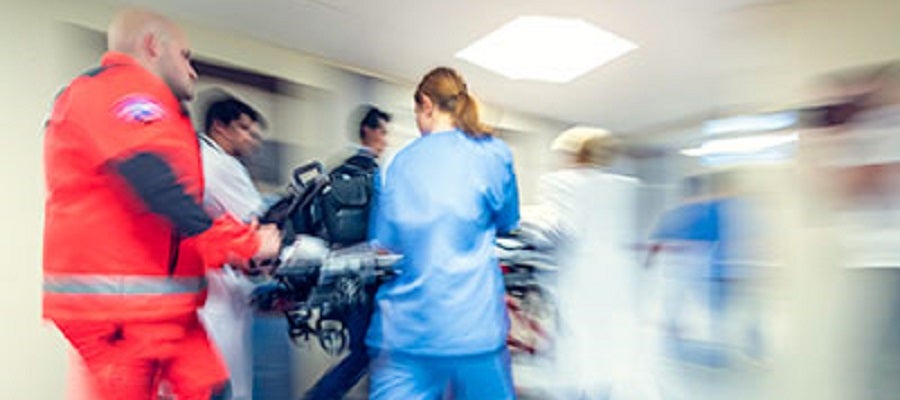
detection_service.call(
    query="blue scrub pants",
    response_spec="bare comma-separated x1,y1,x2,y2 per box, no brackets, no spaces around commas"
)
368,347,516,400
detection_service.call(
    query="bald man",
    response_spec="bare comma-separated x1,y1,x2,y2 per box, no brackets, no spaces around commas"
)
43,9,280,400
106,8,197,102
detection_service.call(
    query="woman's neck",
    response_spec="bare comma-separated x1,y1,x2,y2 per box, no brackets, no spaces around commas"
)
427,113,456,134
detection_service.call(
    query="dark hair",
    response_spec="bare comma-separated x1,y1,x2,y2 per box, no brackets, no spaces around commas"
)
358,106,391,141
414,66,491,137
204,97,265,133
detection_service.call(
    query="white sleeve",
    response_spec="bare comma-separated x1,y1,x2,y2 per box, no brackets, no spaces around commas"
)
202,147,265,222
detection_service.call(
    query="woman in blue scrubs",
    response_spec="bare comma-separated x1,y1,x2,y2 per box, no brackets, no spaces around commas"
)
366,67,520,400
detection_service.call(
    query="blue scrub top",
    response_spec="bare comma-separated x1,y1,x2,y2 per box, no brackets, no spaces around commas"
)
366,129,520,356
651,200,722,242
651,198,760,280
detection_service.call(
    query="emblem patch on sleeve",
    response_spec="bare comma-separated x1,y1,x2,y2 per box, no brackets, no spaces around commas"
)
113,94,165,123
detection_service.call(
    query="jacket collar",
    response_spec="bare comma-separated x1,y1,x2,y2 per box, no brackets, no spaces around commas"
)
100,51,186,116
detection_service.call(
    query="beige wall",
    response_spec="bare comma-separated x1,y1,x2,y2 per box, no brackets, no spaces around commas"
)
1,2,72,399
0,0,570,398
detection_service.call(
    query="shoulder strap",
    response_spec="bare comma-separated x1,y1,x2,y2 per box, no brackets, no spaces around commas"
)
344,153,378,173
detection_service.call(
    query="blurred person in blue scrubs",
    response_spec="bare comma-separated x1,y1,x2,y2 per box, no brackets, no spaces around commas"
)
366,66,520,400
647,171,773,386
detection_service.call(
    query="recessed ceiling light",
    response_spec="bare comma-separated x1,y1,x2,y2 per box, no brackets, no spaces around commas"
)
680,132,799,157
455,16,637,83
702,111,798,136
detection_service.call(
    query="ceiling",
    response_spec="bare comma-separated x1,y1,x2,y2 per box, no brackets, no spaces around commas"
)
110,0,900,135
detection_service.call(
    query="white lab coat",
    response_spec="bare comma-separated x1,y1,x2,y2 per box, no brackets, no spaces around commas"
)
198,135,265,400
539,168,644,398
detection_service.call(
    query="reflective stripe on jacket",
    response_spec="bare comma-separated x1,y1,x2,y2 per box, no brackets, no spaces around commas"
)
42,52,256,321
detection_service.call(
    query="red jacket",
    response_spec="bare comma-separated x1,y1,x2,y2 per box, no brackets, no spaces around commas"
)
43,52,259,321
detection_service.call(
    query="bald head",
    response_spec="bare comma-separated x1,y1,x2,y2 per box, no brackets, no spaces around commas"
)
108,9,175,55
107,8,197,101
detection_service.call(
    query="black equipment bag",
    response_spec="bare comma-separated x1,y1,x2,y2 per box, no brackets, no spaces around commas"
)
320,153,378,245
260,161,328,245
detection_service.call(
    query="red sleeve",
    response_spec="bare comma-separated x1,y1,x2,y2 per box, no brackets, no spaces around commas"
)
189,214,261,269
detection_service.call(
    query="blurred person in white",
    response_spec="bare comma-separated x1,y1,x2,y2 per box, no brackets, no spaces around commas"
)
197,94,268,400
814,63,900,400
538,128,645,399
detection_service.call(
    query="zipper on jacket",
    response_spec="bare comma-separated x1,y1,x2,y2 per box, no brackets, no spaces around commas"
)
167,230,181,276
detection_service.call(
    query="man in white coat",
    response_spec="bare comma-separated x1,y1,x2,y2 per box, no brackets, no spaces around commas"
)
197,95,268,400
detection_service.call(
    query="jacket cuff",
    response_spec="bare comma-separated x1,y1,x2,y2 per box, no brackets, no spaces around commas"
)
192,214,260,268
